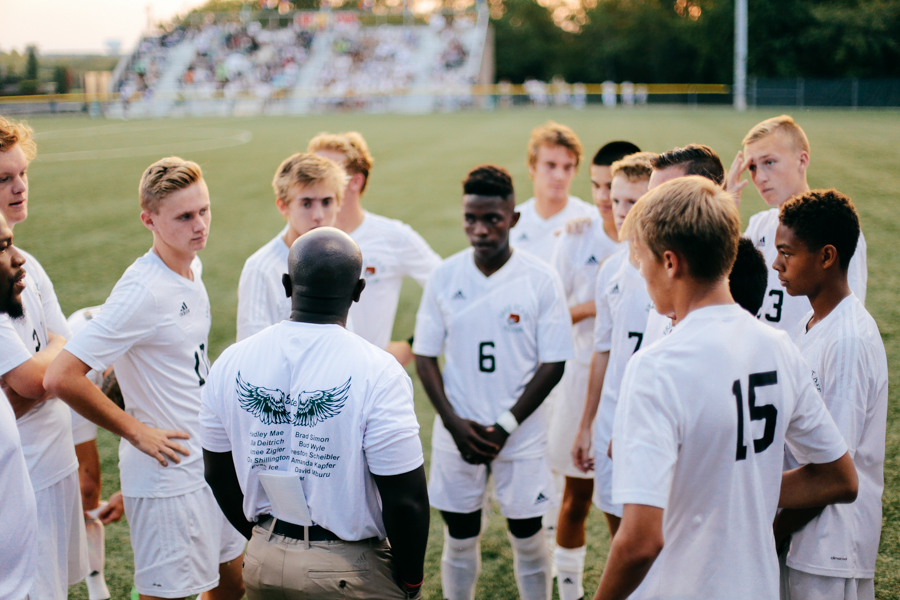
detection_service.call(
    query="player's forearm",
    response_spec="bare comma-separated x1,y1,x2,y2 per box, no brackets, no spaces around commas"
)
773,507,825,548
579,351,609,431
414,354,459,427
570,301,596,324
779,452,858,509
374,466,430,586
508,361,565,424
203,449,254,539
2,334,68,402
593,541,659,600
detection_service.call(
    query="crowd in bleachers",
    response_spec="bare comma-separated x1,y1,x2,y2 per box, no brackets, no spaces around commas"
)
116,29,186,101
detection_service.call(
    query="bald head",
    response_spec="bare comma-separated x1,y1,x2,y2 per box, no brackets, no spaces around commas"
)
283,227,365,324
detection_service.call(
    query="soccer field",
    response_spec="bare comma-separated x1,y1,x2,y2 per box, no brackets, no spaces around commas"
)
14,106,899,599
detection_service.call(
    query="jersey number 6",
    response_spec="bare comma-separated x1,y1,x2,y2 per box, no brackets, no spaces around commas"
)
733,371,778,461
479,341,495,373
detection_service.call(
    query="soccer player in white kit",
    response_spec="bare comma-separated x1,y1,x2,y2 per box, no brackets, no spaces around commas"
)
571,153,654,549
0,211,39,600
593,176,859,600
414,165,574,600
45,158,246,600
548,141,640,600
642,144,726,347
726,116,867,332
308,132,441,365
236,152,346,341
772,190,887,600
0,115,90,600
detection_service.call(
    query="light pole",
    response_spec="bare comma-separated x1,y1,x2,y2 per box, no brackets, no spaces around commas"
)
734,0,748,111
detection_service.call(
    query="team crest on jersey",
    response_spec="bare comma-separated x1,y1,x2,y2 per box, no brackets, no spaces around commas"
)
586,255,598,266
811,370,822,394
365,266,376,276
508,313,520,324
236,372,350,427
499,304,526,331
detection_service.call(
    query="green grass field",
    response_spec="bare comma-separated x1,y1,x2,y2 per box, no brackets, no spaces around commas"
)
12,106,900,599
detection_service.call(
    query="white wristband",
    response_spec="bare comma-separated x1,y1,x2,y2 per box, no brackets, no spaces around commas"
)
495,411,519,435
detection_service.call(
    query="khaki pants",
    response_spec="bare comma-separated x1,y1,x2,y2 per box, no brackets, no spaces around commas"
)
243,523,420,600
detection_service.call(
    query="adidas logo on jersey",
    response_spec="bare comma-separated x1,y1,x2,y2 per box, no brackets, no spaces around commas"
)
586,255,598,266
179,302,190,317
517,232,529,241
611,284,620,294
534,492,549,504
758,235,766,246
562,577,574,585
453,290,466,300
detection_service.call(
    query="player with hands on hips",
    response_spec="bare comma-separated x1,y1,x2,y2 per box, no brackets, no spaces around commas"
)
414,165,574,600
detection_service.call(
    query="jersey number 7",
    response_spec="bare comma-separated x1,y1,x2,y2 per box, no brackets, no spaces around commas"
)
733,371,778,461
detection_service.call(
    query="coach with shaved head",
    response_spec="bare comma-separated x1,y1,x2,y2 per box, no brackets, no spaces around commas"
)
200,227,429,600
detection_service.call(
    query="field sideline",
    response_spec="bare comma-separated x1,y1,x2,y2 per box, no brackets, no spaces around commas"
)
13,107,899,599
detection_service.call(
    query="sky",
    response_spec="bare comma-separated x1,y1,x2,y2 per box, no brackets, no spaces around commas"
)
0,0,207,55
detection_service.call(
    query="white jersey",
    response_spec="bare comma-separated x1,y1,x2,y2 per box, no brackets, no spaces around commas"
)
512,196,595,262
236,226,290,342
786,294,887,579
612,304,847,600
643,307,674,348
552,216,621,364
67,307,104,387
593,249,652,450
413,248,573,459
0,388,38,600
347,211,441,349
199,321,423,541
65,251,212,498
0,249,78,492
745,208,867,331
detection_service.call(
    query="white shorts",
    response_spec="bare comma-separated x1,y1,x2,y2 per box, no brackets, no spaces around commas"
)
124,485,246,598
784,567,874,600
428,448,554,520
70,407,98,446
31,470,90,600
548,360,592,479
592,448,622,518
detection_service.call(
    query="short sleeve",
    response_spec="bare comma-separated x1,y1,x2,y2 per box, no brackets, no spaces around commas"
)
199,360,233,453
819,335,867,456
848,233,867,305
784,353,848,465
237,261,283,342
552,236,576,298
20,251,72,340
400,225,441,288
64,277,157,373
535,271,574,363
610,353,680,509
362,370,423,476
412,275,446,358
593,261,615,353
0,318,32,376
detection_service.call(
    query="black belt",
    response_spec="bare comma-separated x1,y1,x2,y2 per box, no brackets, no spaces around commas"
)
257,514,342,541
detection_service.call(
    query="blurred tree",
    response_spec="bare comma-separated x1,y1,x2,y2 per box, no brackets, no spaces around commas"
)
25,45,39,80
53,66,71,94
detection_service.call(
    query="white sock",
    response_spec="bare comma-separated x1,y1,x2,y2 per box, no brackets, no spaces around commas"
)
84,515,110,600
542,505,559,579
441,528,481,600
508,530,552,600
555,545,587,600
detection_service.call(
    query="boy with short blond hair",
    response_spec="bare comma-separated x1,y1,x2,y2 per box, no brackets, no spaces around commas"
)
46,157,246,600
308,131,440,364
726,115,867,332
594,176,857,600
237,152,347,341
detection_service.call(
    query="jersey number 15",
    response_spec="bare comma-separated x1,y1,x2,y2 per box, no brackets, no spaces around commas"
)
733,371,778,461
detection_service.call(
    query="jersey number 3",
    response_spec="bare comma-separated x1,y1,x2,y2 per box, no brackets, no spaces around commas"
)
733,371,778,461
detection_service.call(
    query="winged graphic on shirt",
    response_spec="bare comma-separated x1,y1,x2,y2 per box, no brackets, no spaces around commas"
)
236,372,292,425
289,378,351,427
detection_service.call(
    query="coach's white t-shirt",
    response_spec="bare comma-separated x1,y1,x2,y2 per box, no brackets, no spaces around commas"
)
612,304,847,600
512,196,595,262
237,226,291,342
593,249,651,451
745,208,867,332
0,249,78,492
0,388,38,600
414,248,573,460
66,250,212,498
199,321,423,541
347,211,441,349
786,294,888,579
552,217,621,364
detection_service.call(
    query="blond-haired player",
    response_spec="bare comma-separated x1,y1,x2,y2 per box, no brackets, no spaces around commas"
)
46,158,246,600
726,116,867,331
513,121,594,258
236,152,347,341
569,154,654,579
309,131,441,365
0,115,89,600
594,176,857,600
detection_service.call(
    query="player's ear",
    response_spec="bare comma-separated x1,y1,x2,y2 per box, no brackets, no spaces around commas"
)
352,278,366,303
820,244,839,271
663,249,681,278
797,150,810,174
510,210,520,228
139,210,156,231
275,197,289,218
282,273,292,298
